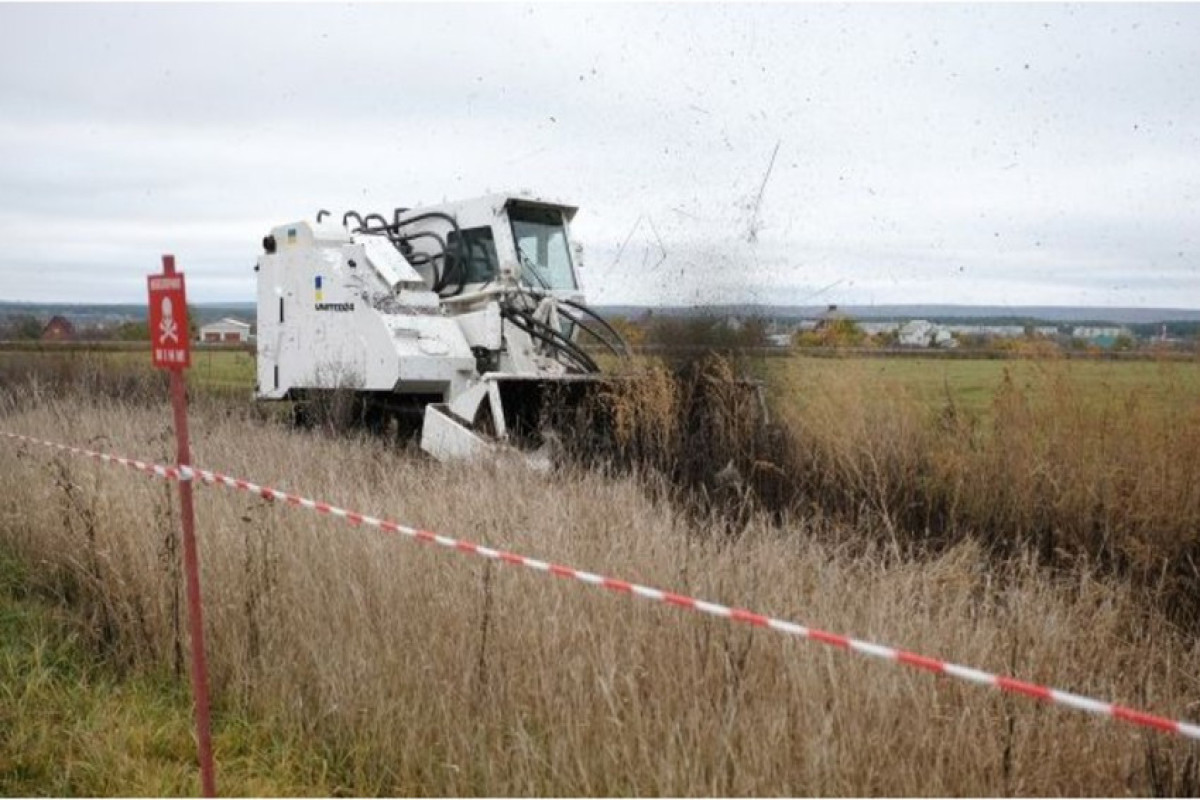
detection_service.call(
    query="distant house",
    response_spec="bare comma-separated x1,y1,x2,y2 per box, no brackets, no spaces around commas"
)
199,318,252,343
898,320,934,347
41,315,76,341
898,320,957,349
933,328,958,348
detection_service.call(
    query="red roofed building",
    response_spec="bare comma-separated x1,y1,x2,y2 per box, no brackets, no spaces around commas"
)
41,315,76,341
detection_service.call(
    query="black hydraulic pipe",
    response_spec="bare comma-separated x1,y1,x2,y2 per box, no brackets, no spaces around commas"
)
555,306,626,359
393,211,471,296
502,305,599,373
522,290,631,358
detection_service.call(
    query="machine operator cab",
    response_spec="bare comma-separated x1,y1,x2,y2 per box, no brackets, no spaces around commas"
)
395,193,584,304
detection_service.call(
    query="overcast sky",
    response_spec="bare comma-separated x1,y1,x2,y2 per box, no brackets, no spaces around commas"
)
1,3,1197,308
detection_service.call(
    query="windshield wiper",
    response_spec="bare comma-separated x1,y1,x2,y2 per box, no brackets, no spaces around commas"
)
516,244,551,290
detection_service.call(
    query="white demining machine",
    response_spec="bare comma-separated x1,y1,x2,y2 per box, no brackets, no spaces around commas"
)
254,192,630,460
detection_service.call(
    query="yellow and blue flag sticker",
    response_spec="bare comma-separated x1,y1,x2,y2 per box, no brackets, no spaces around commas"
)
314,275,323,302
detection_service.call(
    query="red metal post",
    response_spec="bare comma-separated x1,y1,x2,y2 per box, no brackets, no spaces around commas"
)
162,254,217,797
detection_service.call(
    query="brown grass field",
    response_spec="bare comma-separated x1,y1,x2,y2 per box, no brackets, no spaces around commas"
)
1,352,1200,795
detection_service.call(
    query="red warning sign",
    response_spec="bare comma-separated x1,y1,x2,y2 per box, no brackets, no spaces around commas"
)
148,269,190,370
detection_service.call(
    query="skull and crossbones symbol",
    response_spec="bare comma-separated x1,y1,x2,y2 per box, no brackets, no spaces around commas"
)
159,296,179,344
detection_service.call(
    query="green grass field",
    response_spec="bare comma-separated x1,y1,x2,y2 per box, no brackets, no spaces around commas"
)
765,354,1200,418
0,347,256,393
184,349,256,390
6,346,1197,417
0,552,338,796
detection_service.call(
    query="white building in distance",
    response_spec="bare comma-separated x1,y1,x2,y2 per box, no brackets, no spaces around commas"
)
898,320,957,348
199,318,252,343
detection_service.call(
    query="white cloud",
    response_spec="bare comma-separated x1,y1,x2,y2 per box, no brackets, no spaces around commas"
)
0,3,1196,307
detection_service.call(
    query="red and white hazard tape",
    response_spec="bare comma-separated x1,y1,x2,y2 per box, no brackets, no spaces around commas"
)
2,431,190,481
3,429,1199,742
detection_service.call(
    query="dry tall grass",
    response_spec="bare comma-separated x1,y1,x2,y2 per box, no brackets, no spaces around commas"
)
770,358,1200,625
582,354,1200,627
1,376,1199,795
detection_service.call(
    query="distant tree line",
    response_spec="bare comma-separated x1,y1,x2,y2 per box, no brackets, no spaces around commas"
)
0,315,44,340
0,307,199,342
601,314,1200,355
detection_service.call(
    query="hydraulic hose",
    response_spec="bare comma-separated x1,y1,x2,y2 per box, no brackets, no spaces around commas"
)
508,313,597,374
555,297,632,358
342,208,470,297
363,213,390,231
520,289,632,358
554,306,627,359
391,211,472,296
395,231,449,273
501,303,600,374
